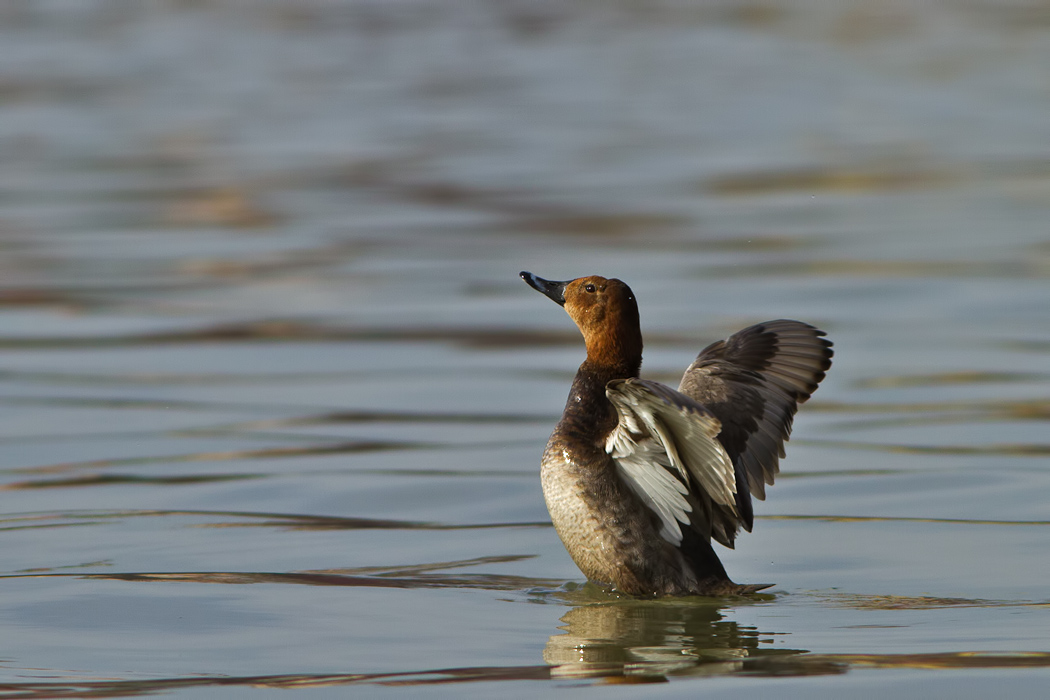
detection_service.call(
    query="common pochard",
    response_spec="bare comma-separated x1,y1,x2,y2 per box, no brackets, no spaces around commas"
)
521,271,832,596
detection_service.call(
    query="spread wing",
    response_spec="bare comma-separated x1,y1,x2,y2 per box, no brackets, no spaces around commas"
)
605,378,741,548
678,320,833,532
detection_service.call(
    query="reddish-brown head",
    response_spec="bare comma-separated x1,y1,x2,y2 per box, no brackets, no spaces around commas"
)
520,271,642,377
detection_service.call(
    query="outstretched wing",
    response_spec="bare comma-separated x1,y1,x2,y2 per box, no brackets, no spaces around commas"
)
604,378,742,548
678,320,833,532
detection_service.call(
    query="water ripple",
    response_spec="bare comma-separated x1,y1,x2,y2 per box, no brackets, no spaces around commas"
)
0,509,551,534
2,650,1048,697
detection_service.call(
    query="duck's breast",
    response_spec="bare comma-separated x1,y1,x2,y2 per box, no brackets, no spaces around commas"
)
539,436,696,595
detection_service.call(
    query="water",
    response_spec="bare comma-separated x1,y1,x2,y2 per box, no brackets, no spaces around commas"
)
0,1,1048,697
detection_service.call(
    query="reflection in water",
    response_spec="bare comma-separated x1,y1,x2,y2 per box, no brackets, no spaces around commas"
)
1,508,1049,693
0,473,261,490
542,594,819,681
7,587,1043,697
0,666,556,697
16,567,560,592
3,651,1050,697
817,592,1050,611
804,438,1050,457
761,514,1050,527
3,439,430,476
0,551,561,592
0,509,550,534
855,371,1050,388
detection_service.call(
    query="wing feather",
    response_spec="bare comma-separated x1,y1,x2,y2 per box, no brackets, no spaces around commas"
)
678,319,833,526
606,420,691,545
605,378,740,548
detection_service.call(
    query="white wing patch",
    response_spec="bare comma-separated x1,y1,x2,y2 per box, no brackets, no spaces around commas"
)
605,378,737,546
607,423,691,544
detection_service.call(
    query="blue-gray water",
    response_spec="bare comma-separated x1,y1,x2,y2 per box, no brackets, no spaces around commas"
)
1,1,1048,697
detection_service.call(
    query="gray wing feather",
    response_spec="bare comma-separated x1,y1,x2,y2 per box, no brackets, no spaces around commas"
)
678,320,833,534
605,378,739,547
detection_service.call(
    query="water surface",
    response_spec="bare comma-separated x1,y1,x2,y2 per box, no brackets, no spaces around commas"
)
0,1,1048,697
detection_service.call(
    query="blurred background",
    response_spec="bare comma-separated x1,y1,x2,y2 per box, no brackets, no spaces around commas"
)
0,1,1048,697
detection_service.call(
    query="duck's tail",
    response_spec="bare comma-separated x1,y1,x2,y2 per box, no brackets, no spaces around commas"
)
690,576,774,596
735,582,775,594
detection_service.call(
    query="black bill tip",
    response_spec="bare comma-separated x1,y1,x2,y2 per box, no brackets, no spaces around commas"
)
520,271,568,307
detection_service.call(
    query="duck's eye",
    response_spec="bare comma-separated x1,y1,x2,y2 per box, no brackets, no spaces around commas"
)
584,284,597,293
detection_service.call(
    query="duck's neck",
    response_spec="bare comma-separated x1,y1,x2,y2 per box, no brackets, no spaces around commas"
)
560,353,641,446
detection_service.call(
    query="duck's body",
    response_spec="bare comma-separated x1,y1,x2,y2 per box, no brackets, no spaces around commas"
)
521,272,832,596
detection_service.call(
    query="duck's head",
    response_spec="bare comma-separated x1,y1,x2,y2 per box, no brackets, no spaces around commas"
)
520,271,642,375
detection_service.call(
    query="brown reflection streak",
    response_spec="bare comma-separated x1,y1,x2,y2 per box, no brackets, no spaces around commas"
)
12,439,428,476
193,410,550,437
856,371,1050,388
0,560,559,593
802,651,1050,669
1004,340,1050,354
0,509,551,533
1,650,1049,696
809,399,1050,415
0,288,85,308
708,159,1050,196
821,411,1050,434
0,321,699,350
0,474,259,491
300,162,689,237
760,514,1050,527
801,438,1050,456
0,521,103,533
820,593,1050,610
709,165,962,195
508,213,683,237
287,409,549,424
310,554,536,576
0,369,463,386
698,258,1047,279
0,405,548,453
805,398,1050,432
0,665,554,697
778,469,903,478
162,187,280,228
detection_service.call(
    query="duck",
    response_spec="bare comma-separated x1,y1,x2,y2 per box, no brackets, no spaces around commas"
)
520,271,832,596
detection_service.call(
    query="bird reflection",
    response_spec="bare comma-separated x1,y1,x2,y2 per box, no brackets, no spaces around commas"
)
543,591,819,680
